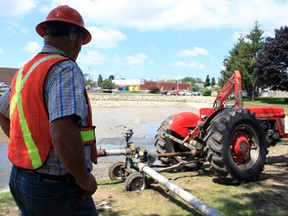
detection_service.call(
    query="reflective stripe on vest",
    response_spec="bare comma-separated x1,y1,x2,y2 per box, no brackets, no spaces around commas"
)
9,54,64,169
81,126,96,145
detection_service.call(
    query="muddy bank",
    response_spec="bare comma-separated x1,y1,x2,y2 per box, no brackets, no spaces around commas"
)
89,94,215,109
89,94,288,132
0,100,203,192
90,102,202,181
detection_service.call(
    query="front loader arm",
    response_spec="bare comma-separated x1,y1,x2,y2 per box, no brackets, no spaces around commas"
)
213,70,243,109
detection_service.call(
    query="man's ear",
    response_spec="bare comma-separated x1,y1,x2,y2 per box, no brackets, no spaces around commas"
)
76,34,84,47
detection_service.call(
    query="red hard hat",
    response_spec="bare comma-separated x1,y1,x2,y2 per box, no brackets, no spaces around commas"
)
36,5,91,45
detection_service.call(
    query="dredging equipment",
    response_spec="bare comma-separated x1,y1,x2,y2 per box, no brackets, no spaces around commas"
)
98,148,222,216
97,126,222,216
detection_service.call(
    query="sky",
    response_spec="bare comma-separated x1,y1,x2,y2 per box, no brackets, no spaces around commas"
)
0,0,288,82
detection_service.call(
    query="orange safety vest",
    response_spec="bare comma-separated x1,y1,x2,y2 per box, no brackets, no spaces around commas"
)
9,53,97,170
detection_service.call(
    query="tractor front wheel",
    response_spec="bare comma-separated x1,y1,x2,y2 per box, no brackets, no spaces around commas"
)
205,108,268,184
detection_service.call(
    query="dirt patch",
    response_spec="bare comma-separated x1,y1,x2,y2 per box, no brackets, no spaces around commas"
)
261,144,288,187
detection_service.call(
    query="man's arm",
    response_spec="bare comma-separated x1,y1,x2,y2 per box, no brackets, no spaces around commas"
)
0,88,11,138
0,113,10,138
50,115,97,197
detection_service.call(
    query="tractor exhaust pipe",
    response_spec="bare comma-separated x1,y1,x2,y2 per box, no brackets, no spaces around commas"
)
136,162,222,216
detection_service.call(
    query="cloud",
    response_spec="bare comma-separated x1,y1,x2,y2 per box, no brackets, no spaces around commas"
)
23,42,41,54
5,21,29,34
18,62,27,68
178,47,209,57
45,0,288,32
78,50,153,73
87,26,127,49
0,0,36,17
113,53,153,66
78,50,109,66
169,61,205,69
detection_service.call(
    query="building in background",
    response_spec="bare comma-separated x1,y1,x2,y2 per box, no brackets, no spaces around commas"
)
1,67,192,93
0,67,18,85
113,79,191,92
112,79,144,91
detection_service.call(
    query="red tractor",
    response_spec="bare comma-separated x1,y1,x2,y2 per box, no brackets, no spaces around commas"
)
155,70,287,184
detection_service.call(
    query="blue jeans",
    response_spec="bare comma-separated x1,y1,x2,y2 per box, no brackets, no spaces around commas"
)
9,165,98,216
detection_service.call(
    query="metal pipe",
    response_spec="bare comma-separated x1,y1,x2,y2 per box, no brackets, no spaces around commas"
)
106,149,129,156
137,162,222,216
98,149,130,157
156,151,194,157
156,162,196,173
98,148,195,158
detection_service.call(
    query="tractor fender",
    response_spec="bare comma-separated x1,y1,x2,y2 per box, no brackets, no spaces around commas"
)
168,112,200,137
202,108,224,132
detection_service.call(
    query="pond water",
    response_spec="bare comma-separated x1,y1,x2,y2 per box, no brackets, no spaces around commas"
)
0,133,157,192
0,105,197,192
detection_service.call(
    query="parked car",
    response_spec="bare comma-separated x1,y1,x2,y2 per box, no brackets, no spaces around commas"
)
192,90,202,96
211,91,218,96
0,82,9,92
161,90,168,95
185,91,194,96
179,90,189,96
170,90,179,95
178,90,187,95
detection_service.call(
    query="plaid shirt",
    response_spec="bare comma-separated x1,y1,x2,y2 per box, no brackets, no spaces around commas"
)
0,45,92,175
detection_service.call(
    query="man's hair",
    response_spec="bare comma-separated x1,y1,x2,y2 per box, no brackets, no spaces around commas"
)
44,21,83,36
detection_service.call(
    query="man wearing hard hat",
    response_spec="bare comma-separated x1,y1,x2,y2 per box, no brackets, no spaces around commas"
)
0,5,98,215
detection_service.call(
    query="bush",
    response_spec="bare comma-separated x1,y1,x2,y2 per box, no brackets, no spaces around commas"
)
202,89,212,96
100,79,115,90
149,86,160,94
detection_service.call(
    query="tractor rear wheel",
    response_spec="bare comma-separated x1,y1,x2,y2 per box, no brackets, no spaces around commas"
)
154,116,202,170
205,108,268,184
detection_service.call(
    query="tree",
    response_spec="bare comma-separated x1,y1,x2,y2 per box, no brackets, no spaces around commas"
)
83,73,97,89
219,37,246,87
85,78,97,89
256,26,288,91
109,75,115,80
245,21,265,100
181,77,203,84
205,75,211,87
219,22,264,101
181,77,194,84
194,78,203,83
148,86,160,93
211,77,216,87
97,74,103,87
181,77,201,90
100,79,115,90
